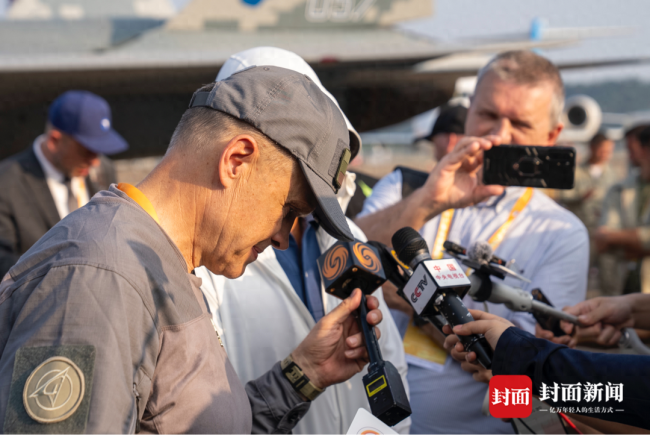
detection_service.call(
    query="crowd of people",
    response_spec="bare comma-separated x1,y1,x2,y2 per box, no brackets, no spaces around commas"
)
0,47,648,434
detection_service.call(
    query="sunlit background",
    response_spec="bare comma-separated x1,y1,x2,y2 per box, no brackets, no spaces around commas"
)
2,0,650,180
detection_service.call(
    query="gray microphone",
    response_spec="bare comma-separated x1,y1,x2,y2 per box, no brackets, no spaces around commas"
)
467,275,579,324
468,240,493,265
467,241,579,324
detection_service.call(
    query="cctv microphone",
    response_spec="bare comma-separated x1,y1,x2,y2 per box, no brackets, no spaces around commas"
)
317,240,411,426
367,241,445,329
392,227,493,369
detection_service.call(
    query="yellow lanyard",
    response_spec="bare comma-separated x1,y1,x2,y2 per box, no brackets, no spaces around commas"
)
431,209,455,259
432,187,534,255
116,182,160,224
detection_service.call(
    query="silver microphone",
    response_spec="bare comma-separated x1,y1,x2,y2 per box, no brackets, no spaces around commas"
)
467,275,579,324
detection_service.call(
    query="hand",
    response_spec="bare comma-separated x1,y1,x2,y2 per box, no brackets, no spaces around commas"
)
417,136,505,219
535,323,576,348
443,332,493,383
292,288,383,390
561,296,635,346
446,309,514,351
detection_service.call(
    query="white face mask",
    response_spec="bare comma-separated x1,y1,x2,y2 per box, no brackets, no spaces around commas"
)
336,171,357,213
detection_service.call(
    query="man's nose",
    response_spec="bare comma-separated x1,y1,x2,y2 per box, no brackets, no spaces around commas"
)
90,156,100,167
492,118,513,144
271,218,294,251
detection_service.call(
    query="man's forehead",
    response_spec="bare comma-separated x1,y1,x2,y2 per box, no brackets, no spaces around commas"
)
476,75,552,101
473,77,553,118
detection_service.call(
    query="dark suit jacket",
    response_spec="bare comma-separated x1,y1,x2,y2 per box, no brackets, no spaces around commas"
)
0,148,111,277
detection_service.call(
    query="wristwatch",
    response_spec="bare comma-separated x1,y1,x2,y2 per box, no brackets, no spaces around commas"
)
281,354,324,401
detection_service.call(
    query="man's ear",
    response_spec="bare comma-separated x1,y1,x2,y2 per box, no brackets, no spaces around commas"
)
548,122,564,146
45,129,63,152
218,134,259,188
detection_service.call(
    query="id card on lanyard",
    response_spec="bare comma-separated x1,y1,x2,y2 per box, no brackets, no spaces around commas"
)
403,188,534,370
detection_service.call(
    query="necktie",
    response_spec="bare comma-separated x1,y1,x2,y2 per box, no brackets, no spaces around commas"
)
302,222,325,322
64,177,78,215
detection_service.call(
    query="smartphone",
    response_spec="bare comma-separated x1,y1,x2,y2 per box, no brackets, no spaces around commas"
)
531,289,566,337
483,145,575,189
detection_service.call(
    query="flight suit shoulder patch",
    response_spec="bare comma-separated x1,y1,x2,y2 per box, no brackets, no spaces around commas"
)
3,345,96,434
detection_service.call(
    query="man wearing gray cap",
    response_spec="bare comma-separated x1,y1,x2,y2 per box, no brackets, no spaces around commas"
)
0,66,498,433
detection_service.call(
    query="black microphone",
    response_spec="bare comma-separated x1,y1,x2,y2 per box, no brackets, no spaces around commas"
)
367,241,442,328
392,228,493,369
317,240,411,426
442,240,467,257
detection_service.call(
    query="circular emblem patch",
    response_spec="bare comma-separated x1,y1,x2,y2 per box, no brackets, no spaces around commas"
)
23,357,85,424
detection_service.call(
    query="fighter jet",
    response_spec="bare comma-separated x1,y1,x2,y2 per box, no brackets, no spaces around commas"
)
0,0,644,159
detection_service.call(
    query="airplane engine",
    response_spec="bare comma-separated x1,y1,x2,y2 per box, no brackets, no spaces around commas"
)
558,94,602,144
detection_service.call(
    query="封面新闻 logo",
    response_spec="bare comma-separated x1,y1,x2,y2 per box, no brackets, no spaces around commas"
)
489,375,532,418
23,356,85,423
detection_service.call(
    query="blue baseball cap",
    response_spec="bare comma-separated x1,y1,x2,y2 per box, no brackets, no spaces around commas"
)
48,90,128,155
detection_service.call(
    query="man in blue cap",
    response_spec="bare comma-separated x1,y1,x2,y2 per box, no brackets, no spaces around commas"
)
0,90,128,277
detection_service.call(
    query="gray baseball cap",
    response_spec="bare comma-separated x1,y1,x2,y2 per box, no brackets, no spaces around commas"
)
189,65,354,242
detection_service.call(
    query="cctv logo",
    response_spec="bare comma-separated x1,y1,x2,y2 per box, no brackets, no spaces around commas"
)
489,375,532,418
410,275,427,303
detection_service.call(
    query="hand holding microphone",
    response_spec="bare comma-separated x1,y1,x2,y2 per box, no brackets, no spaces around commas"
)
392,227,493,369
317,240,412,426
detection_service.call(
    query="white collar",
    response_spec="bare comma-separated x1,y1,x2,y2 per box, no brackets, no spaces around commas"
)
33,135,65,183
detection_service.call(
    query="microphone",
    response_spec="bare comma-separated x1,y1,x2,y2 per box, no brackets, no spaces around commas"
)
468,241,493,265
467,275,580,324
467,240,507,267
443,241,467,257
367,241,446,329
392,227,493,369
317,240,411,426
454,241,577,336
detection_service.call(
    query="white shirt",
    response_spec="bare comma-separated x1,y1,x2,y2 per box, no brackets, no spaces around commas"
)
359,169,589,434
33,136,89,219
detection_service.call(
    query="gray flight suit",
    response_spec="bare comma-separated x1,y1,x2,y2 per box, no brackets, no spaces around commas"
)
0,186,309,433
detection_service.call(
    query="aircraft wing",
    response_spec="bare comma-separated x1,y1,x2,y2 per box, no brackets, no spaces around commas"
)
0,24,610,132
0,0,647,159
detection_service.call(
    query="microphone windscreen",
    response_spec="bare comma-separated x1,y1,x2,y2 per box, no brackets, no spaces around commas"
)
468,241,493,264
392,227,430,265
